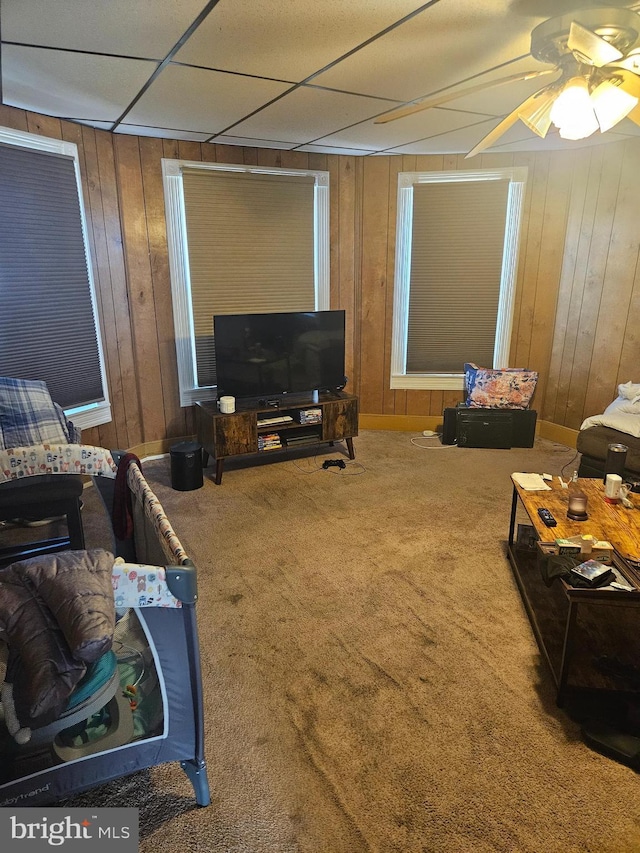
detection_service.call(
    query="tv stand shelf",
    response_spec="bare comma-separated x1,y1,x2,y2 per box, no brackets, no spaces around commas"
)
195,392,358,484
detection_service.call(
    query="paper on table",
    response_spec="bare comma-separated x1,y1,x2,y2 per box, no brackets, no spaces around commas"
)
512,472,552,491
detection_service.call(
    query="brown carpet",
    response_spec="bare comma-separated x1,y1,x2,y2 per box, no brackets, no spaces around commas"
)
13,432,640,852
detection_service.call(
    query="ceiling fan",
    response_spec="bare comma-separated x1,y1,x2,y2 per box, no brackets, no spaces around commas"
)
375,7,640,158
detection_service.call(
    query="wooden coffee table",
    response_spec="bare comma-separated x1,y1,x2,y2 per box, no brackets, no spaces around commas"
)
507,476,640,705
509,476,640,565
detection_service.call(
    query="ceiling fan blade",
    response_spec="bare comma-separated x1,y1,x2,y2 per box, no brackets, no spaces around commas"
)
374,69,557,124
465,88,556,159
610,68,640,99
609,48,640,73
567,19,624,67
464,114,522,159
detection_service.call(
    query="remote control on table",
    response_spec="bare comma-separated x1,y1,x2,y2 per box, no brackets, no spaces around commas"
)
537,507,557,527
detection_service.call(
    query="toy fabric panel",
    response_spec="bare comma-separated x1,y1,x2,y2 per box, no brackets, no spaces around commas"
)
112,564,182,609
0,444,117,483
464,362,538,409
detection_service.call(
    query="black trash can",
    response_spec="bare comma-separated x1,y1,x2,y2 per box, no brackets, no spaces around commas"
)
170,441,203,491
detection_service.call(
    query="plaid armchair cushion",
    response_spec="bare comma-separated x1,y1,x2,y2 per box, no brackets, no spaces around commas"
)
0,377,72,450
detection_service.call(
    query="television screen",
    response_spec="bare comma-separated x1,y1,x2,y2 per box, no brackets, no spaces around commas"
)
213,310,345,400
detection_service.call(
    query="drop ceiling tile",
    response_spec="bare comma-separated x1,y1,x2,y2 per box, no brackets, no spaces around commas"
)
226,86,396,145
3,45,156,122
384,118,505,155
73,120,117,131
1,0,208,59
125,64,291,135
115,124,212,141
312,0,540,102
612,117,640,136
212,136,298,150
488,125,638,154
174,0,426,82
297,144,376,156
315,106,494,152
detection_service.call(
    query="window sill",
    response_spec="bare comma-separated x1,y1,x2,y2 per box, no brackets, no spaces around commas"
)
64,400,112,431
390,373,465,391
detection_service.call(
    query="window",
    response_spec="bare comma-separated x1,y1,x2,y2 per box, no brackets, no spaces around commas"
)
0,125,110,430
163,160,330,406
390,167,527,390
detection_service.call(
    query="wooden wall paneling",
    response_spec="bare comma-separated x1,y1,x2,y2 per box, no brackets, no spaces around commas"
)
442,390,464,410
512,152,550,368
177,141,202,162
414,155,444,172
71,123,121,451
139,136,187,440
353,157,364,402
549,146,603,424
243,147,259,165
96,129,141,448
427,390,444,417
214,143,242,164
280,150,310,170
256,148,284,167
359,157,392,414
0,104,28,131
508,152,535,363
478,152,514,170
307,152,329,172
113,134,165,442
329,158,342,310
25,112,62,140
542,147,591,422
199,142,218,163
582,139,640,420
618,146,640,383
566,142,625,426
404,150,431,414
162,139,181,161
526,151,572,419
384,155,405,415
7,98,640,437
400,154,444,415
618,261,640,384
333,156,359,396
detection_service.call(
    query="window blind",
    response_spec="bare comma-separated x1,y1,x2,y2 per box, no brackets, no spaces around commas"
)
0,142,103,409
406,179,510,373
181,168,316,388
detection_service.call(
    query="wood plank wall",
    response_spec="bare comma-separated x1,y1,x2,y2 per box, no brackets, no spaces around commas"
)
2,101,640,446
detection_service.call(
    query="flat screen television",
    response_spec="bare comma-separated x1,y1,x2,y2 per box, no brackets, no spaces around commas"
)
213,310,346,400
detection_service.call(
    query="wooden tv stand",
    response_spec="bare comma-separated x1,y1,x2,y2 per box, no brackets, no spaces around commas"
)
195,392,358,484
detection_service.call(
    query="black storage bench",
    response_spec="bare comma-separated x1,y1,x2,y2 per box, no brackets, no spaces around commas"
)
442,406,537,448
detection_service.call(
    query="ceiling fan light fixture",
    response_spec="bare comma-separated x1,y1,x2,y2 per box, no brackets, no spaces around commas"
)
590,79,639,132
517,89,556,137
550,77,599,140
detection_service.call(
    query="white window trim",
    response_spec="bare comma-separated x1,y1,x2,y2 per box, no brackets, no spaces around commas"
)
0,125,111,430
162,159,330,406
390,167,527,391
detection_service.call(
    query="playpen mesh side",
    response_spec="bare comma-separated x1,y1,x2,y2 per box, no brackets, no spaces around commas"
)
126,463,189,567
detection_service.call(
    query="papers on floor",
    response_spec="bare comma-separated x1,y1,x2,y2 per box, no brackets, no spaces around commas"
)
512,472,552,491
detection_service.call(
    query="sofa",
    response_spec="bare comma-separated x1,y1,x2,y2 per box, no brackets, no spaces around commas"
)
577,382,640,482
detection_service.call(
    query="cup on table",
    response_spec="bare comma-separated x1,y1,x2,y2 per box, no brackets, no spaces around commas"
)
219,395,236,414
604,473,622,504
